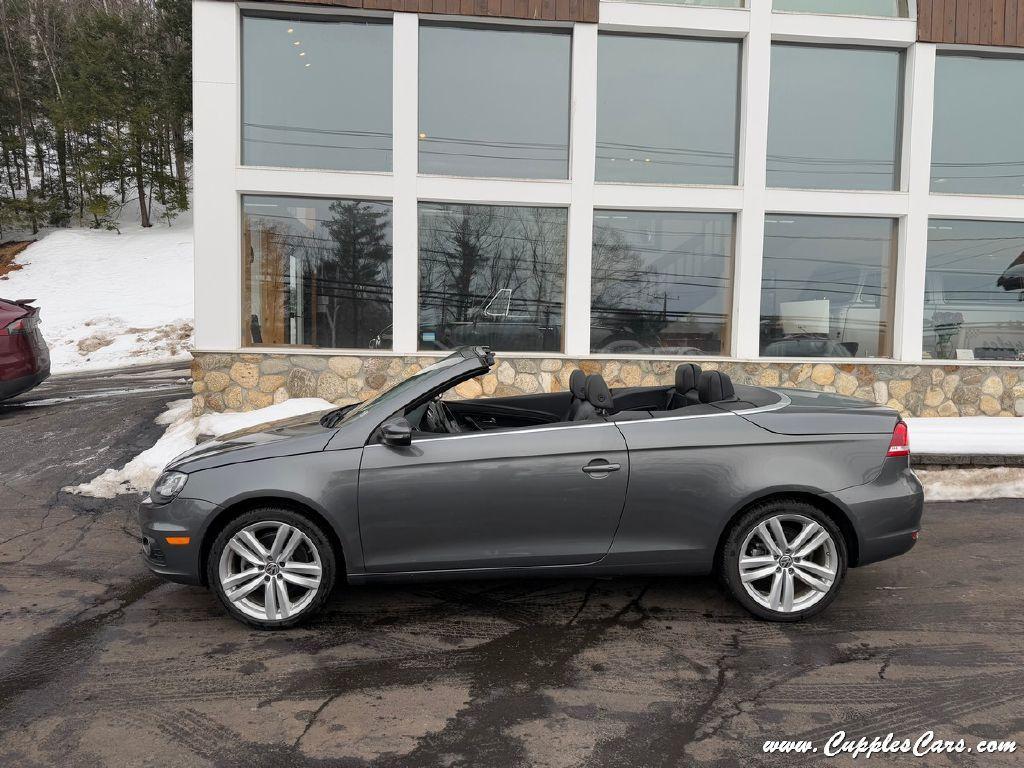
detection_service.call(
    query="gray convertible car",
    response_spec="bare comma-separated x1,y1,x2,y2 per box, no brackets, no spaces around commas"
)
139,346,923,628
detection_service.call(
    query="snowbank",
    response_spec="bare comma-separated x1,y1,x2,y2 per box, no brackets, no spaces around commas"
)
65,397,336,498
0,218,193,372
917,467,1024,502
906,417,1024,456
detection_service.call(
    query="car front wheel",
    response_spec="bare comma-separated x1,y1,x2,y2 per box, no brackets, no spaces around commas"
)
720,500,847,621
207,508,336,629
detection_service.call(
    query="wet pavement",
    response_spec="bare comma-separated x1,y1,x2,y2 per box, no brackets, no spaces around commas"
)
0,366,1022,767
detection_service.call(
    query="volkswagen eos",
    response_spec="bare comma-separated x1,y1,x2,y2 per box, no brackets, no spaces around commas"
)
139,346,923,628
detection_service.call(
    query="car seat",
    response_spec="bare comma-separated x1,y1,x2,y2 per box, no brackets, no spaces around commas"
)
563,369,588,421
697,370,736,403
667,363,702,409
571,374,616,420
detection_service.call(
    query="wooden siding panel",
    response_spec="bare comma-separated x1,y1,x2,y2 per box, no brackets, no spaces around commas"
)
980,0,992,44
944,0,958,40
920,0,933,34
214,0,596,22
967,0,981,44
993,0,1006,45
919,0,1024,46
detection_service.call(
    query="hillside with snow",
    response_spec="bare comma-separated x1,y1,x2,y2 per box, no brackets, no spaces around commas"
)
0,218,193,373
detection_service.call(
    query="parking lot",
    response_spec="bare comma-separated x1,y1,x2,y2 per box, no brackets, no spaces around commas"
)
0,366,1021,767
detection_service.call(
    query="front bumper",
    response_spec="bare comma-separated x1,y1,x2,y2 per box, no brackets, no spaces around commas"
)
138,495,220,585
832,458,924,567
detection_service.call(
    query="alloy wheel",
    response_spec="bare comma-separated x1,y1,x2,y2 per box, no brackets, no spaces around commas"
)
737,513,839,614
218,521,323,622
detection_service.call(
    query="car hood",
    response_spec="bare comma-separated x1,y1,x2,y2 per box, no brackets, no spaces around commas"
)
168,411,337,473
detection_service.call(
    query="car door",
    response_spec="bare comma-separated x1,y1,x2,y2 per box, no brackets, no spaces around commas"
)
357,420,629,573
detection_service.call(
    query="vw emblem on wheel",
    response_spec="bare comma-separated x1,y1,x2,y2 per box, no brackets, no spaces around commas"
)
778,554,793,568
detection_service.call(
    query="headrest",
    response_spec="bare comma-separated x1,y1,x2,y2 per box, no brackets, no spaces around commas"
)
698,370,735,403
568,369,587,400
675,363,702,393
585,374,614,410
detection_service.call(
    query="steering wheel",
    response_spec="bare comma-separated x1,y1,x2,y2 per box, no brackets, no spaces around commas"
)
438,399,463,433
424,398,461,434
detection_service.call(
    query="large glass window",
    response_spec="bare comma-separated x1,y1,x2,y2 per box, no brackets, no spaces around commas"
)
767,45,903,191
773,0,912,17
418,25,570,179
242,196,393,349
596,35,741,186
931,55,1024,196
923,219,1024,361
241,14,392,172
591,211,734,355
760,215,896,358
418,203,567,352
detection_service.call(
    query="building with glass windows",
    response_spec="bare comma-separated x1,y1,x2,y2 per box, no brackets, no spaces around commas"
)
191,0,1024,417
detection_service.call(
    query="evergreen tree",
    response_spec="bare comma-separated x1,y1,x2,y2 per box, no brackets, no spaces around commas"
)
0,0,192,233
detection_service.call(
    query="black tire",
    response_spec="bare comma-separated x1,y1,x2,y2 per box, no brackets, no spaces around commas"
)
720,499,847,622
207,507,337,630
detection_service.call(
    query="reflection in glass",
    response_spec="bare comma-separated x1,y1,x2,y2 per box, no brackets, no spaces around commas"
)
591,211,734,355
418,203,567,352
760,216,895,358
767,45,902,191
418,25,570,179
596,35,740,186
773,0,912,17
923,220,1024,361
242,196,393,349
241,15,392,171
931,55,1024,195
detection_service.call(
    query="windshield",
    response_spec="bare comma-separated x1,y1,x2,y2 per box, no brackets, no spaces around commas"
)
320,354,467,428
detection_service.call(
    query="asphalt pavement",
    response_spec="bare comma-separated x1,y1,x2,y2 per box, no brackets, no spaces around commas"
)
0,365,1021,767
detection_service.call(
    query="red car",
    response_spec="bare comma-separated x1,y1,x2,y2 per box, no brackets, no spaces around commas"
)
0,297,50,401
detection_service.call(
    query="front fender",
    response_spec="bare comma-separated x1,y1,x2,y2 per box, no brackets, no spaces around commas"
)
180,448,365,575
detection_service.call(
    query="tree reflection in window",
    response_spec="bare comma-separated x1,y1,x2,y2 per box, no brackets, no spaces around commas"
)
417,203,567,352
591,211,734,355
242,196,393,349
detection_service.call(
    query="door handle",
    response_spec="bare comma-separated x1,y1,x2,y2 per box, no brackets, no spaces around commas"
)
582,462,621,474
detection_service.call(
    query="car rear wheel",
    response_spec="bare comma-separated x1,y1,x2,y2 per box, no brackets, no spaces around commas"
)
207,508,336,629
720,500,847,622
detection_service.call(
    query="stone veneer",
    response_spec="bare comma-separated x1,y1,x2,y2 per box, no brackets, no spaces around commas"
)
190,352,1024,419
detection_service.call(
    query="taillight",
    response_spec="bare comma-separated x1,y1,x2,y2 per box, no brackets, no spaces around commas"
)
5,312,36,333
887,421,909,457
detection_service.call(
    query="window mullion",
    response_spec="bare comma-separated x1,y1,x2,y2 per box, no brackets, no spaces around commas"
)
733,2,772,359
894,43,935,363
565,23,599,357
392,12,419,354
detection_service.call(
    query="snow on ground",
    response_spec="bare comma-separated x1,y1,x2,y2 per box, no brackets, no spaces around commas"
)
1,216,193,373
905,417,1024,455
917,467,1024,502
65,397,336,498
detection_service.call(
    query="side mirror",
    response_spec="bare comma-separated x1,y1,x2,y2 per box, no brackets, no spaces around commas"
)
381,418,412,447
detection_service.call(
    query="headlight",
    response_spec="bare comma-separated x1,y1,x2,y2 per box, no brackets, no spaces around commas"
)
150,470,188,504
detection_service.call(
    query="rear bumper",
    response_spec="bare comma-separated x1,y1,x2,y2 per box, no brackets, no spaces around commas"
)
0,365,49,401
138,495,220,585
832,458,924,567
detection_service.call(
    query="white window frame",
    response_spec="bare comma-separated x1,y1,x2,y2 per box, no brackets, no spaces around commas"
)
191,0,1024,366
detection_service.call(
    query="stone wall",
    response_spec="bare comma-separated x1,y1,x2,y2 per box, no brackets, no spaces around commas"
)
190,352,1024,418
